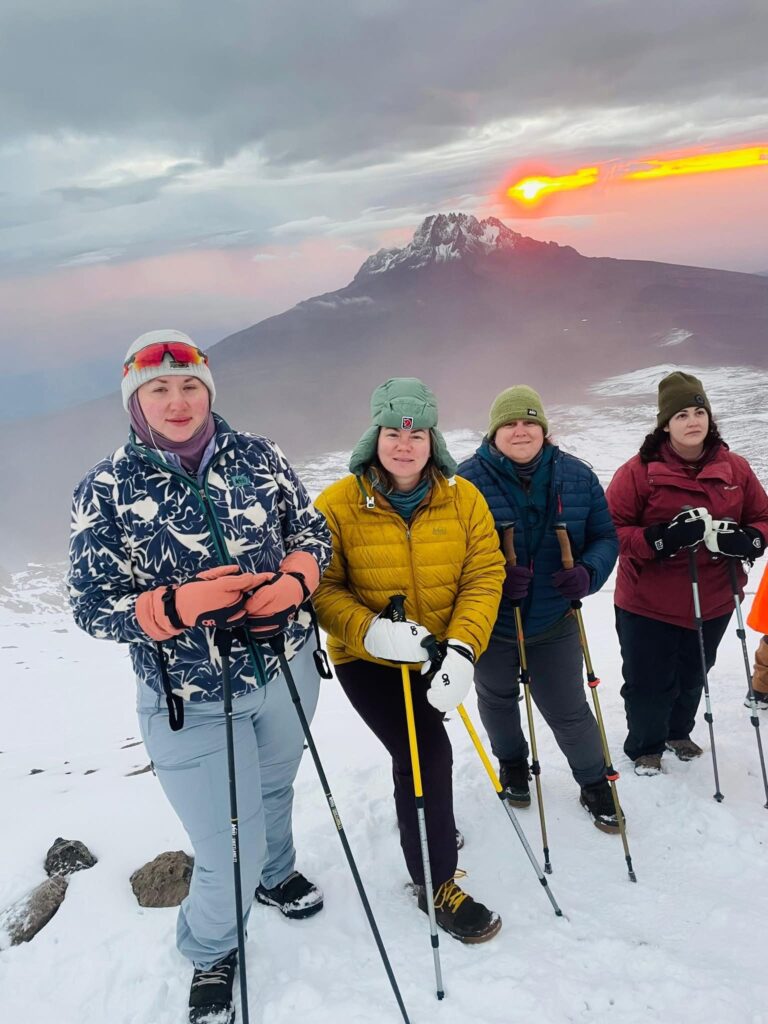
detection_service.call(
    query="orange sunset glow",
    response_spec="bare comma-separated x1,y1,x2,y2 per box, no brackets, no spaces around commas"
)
507,144,768,210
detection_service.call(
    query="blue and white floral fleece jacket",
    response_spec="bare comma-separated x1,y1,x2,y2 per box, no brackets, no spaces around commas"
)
68,415,332,703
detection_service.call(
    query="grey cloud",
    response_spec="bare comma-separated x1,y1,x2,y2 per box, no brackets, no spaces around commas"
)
0,1,765,168
54,161,200,208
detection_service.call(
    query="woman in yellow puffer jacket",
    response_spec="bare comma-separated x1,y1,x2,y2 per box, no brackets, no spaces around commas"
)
314,377,505,945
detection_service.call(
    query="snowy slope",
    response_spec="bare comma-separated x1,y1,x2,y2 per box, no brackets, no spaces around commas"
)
2,369,768,1024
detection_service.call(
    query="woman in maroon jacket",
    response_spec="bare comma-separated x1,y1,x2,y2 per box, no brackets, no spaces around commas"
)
606,371,768,775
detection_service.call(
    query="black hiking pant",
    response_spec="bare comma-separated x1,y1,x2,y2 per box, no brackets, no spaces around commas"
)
334,659,457,889
614,607,732,761
473,614,607,788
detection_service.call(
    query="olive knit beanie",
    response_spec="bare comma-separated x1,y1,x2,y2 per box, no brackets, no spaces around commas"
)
488,385,549,438
656,371,710,427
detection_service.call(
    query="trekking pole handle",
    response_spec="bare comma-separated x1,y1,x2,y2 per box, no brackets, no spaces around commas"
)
386,594,441,664
554,522,575,570
386,594,407,623
501,523,517,566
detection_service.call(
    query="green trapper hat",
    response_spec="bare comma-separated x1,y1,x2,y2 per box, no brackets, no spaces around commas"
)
488,385,549,438
348,377,457,477
657,371,711,427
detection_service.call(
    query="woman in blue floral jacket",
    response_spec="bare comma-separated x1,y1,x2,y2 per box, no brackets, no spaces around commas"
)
68,330,332,1024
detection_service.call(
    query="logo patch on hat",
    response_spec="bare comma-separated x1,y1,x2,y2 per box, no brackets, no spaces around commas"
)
694,394,705,406
401,416,413,430
527,408,538,417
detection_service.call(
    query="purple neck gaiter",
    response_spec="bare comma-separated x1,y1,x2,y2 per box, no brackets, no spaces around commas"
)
128,392,217,474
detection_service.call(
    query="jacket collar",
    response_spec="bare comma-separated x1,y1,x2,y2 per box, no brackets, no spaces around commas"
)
648,441,733,485
128,412,237,475
354,471,455,512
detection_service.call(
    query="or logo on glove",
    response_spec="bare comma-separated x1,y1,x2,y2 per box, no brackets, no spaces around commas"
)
167,564,259,629
421,639,475,713
363,615,432,662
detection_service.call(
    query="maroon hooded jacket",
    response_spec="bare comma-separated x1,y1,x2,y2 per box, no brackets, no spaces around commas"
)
606,443,768,628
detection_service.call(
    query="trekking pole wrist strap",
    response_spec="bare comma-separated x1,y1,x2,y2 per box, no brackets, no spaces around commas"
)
161,586,185,630
284,570,311,604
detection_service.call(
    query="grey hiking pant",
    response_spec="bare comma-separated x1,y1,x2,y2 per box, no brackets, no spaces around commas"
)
473,614,606,788
137,641,319,967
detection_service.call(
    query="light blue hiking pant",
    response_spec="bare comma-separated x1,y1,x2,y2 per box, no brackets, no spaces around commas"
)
137,642,319,967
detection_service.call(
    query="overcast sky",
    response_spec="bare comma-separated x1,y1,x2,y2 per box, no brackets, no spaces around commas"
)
1,1,767,412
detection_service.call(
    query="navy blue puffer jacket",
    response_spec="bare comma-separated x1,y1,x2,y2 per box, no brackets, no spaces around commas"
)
458,440,618,638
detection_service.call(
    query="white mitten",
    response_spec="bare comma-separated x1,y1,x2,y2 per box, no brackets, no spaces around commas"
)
423,640,475,713
363,616,431,663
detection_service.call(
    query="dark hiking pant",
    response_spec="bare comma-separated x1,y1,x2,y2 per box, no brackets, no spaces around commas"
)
614,607,732,761
334,659,457,889
473,614,606,788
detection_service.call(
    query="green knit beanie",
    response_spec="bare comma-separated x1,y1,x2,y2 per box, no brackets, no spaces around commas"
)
656,371,711,427
488,385,549,438
348,377,457,477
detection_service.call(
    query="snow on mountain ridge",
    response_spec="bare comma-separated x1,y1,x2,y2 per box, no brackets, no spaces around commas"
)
356,212,527,276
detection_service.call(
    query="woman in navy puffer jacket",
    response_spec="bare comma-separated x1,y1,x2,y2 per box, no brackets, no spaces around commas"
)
459,385,620,833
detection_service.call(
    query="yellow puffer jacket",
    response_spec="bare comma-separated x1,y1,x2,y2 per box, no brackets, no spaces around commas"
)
314,472,505,666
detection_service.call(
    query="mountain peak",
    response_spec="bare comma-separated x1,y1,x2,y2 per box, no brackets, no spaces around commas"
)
356,212,528,277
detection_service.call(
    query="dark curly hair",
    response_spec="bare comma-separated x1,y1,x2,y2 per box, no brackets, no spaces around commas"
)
639,418,724,464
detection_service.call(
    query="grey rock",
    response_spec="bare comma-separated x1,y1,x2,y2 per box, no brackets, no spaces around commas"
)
45,837,97,877
130,851,193,908
0,876,68,946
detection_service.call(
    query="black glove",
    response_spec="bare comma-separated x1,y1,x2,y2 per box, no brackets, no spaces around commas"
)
705,521,766,560
644,507,710,559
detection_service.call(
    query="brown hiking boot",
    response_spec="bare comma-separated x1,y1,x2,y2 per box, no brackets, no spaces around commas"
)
416,876,501,944
634,753,663,776
579,780,623,833
666,738,703,761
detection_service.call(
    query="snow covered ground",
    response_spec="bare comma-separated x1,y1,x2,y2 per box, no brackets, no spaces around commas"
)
2,366,768,1024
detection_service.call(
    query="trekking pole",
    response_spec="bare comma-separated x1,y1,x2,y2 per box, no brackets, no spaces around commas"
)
213,628,251,1024
455,703,564,916
682,508,724,802
554,524,637,883
501,525,553,874
386,594,445,1001
265,630,413,1023
725,557,768,809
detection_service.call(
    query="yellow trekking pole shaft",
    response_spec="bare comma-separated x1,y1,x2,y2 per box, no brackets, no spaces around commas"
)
554,524,637,883
387,596,445,999
457,704,563,917
502,525,553,874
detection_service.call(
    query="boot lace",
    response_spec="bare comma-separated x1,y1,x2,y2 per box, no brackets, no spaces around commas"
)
433,870,469,913
191,960,233,991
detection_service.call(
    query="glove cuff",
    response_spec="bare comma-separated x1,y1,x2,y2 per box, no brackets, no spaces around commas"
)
447,638,475,663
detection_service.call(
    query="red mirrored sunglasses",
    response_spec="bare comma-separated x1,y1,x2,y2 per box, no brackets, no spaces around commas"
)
123,342,208,377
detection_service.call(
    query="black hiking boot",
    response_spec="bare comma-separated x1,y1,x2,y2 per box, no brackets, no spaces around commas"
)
499,759,531,807
415,877,501,944
745,692,768,710
254,870,323,920
579,779,623,834
188,949,237,1024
